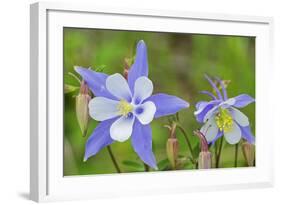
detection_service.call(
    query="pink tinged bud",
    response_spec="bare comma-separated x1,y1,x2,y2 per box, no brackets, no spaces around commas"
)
123,58,130,80
76,81,91,137
166,123,179,170
242,142,255,166
198,152,212,169
123,68,129,80
194,130,212,169
166,138,179,170
193,130,208,152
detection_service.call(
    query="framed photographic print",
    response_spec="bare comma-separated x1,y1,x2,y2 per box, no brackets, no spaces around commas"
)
30,2,274,202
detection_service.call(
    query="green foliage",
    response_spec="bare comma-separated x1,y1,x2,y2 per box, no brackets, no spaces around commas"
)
64,84,79,94
63,28,255,176
157,158,170,171
122,160,145,172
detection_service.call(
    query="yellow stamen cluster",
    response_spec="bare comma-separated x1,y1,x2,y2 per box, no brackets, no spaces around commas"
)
215,108,233,132
117,99,133,116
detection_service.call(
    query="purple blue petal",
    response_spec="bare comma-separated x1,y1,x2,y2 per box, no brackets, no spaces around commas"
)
145,93,189,118
200,90,217,100
232,94,255,108
128,40,149,92
131,119,157,169
215,77,228,100
195,100,220,123
205,74,223,100
75,66,116,100
196,101,208,110
84,118,117,161
239,125,255,144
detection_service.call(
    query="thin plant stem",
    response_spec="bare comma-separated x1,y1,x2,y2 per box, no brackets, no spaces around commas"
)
176,123,196,163
106,146,121,173
234,143,238,167
214,142,218,166
144,163,149,172
216,137,224,168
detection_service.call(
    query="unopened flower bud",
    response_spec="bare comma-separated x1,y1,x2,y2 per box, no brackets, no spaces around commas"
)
166,138,179,170
242,142,255,166
123,58,131,80
194,130,212,169
198,152,212,169
76,80,91,137
166,123,179,170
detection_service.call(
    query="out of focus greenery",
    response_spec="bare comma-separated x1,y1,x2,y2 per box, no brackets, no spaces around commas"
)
63,28,255,176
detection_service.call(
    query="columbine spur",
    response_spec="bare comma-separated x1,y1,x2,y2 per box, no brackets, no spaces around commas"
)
194,75,255,145
75,40,189,169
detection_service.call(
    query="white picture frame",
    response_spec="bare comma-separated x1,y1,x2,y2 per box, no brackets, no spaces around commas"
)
30,2,274,202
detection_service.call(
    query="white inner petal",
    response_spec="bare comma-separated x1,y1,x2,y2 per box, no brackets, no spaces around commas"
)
133,76,153,104
224,122,242,144
224,98,236,106
88,97,120,121
106,73,132,101
134,101,156,125
200,117,219,143
231,107,249,127
203,106,219,122
110,115,135,142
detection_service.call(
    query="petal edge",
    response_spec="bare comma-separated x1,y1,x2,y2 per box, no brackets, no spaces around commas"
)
131,119,157,169
145,93,189,118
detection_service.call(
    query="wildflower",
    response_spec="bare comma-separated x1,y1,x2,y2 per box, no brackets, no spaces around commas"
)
76,40,189,169
194,75,255,145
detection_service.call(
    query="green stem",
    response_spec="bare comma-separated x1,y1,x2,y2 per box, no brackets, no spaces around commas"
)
216,137,224,168
107,146,121,173
176,124,196,163
234,143,238,167
215,142,218,164
144,163,149,172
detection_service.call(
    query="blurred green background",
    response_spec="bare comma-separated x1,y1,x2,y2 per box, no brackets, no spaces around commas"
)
63,28,255,176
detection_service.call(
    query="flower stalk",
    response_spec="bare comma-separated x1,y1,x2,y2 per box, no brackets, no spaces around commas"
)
215,137,224,168
107,145,121,173
234,143,239,167
176,123,196,163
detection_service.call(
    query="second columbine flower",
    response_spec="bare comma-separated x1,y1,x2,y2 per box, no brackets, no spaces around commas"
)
194,75,255,145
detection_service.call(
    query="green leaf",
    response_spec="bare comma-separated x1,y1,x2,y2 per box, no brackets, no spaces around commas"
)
157,158,170,171
122,160,144,171
183,161,195,169
64,84,79,94
193,142,200,159
176,156,189,169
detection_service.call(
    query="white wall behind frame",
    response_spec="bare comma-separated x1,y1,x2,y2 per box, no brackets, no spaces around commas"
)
0,0,280,205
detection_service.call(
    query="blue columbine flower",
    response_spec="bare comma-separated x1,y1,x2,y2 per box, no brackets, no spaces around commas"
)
75,40,189,169
194,75,255,145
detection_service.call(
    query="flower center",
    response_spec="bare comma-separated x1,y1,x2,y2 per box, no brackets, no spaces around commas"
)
117,99,133,116
215,108,233,132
